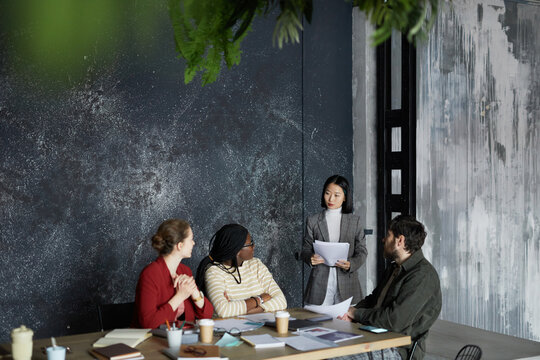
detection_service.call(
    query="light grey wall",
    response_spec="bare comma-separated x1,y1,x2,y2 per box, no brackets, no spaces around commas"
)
352,9,378,296
417,0,540,341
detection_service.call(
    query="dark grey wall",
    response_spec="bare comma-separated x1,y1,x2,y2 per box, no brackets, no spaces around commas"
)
0,0,352,342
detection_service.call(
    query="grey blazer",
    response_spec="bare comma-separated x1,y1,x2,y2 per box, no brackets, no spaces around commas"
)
300,211,368,305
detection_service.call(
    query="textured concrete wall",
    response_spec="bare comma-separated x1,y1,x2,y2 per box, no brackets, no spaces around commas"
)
0,0,352,342
352,9,377,296
417,0,540,341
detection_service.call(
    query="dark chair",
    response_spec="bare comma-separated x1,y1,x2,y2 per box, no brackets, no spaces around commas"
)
407,330,428,360
97,302,135,331
455,344,482,360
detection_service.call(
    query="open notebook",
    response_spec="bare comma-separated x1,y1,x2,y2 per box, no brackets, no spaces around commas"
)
93,329,152,348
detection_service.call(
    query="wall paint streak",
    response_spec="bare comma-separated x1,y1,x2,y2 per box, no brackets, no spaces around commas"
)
417,0,540,341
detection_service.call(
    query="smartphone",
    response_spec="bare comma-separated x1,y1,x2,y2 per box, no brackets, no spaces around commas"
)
359,325,388,333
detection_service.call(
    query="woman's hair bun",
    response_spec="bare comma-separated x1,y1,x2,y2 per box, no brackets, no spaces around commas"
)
151,234,165,252
151,219,190,255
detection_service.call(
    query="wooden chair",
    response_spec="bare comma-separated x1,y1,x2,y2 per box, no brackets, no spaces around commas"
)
455,344,482,360
97,302,135,331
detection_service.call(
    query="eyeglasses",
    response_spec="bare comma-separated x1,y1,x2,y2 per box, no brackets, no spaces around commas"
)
184,346,207,356
242,240,255,248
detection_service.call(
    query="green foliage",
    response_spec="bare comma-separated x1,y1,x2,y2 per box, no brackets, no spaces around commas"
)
169,0,253,85
354,0,439,45
169,0,440,86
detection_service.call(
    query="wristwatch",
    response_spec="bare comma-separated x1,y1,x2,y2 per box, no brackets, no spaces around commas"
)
256,295,264,305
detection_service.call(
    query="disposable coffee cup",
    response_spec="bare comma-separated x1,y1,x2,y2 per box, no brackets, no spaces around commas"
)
275,311,290,334
199,319,214,343
166,328,183,351
46,346,66,360
11,325,33,360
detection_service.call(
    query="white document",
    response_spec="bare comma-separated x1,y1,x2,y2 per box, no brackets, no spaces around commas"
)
240,313,276,323
213,319,264,334
281,334,337,351
304,296,353,318
314,240,349,266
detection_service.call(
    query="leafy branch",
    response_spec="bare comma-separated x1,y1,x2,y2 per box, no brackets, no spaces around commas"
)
169,0,440,85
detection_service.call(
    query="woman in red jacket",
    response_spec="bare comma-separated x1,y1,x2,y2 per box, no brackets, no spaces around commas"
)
133,219,213,328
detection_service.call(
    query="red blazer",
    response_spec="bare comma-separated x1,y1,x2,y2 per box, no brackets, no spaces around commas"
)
133,256,213,328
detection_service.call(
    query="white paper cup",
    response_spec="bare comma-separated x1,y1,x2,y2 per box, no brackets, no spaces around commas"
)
275,311,290,334
46,346,66,360
198,319,214,344
166,329,183,351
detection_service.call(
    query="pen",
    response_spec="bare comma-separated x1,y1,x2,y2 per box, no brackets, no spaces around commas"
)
166,320,171,331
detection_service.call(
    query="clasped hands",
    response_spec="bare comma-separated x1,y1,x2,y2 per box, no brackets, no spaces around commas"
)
172,274,200,301
310,254,350,270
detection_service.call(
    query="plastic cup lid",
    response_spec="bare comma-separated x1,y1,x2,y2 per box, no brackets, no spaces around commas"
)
199,319,214,325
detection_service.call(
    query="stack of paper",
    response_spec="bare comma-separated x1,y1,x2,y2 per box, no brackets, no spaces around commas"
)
313,241,349,266
240,334,285,348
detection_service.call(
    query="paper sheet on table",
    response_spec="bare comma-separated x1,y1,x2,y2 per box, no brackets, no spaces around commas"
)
215,332,243,347
281,334,337,351
304,296,353,318
241,313,276,323
213,319,264,334
314,240,349,266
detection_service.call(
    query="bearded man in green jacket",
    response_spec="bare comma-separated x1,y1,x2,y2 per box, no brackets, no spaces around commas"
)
338,215,442,360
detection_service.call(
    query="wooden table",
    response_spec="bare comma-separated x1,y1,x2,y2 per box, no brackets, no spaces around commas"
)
0,309,410,360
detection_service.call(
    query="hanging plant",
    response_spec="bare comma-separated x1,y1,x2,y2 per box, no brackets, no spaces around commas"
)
169,0,440,86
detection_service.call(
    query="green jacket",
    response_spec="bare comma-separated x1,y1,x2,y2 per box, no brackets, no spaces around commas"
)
353,250,442,360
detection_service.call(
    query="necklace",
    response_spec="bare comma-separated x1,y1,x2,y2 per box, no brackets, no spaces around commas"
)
214,262,242,284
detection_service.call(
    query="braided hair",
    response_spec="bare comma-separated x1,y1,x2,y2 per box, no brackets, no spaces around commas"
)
195,224,249,294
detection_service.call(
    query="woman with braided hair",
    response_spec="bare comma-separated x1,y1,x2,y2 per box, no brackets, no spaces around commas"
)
195,224,287,317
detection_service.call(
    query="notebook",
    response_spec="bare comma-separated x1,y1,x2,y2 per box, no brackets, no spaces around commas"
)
240,334,286,348
316,330,364,343
93,329,152,348
88,343,143,360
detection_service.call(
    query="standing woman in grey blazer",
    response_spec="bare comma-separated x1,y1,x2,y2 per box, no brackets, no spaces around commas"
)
301,175,368,305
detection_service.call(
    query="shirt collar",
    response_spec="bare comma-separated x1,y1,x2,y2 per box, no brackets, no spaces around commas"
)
401,249,425,272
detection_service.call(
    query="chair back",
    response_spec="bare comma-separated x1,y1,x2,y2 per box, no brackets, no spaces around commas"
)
97,302,135,331
455,344,482,360
407,330,428,360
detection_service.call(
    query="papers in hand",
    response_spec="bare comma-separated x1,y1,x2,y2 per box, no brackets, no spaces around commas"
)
304,296,353,318
313,240,349,266
92,329,151,348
